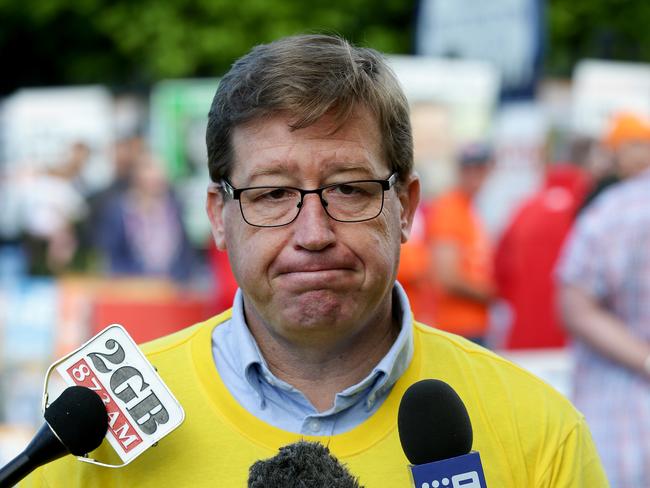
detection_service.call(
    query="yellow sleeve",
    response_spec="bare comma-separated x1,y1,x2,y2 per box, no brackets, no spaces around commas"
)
537,416,609,487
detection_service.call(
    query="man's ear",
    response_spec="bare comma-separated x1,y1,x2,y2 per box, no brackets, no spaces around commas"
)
206,185,227,250
398,173,421,244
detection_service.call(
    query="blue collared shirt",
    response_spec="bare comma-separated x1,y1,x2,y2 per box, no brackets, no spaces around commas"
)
211,282,414,435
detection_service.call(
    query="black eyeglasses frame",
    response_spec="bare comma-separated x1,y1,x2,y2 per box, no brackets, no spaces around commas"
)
217,173,398,228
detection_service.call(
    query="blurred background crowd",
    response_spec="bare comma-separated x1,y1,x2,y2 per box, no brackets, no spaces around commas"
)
1,0,650,484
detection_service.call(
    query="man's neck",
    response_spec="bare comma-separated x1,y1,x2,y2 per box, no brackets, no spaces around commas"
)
244,302,400,412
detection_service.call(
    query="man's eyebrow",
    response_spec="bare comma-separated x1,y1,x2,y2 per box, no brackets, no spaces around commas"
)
326,164,376,176
246,163,295,182
245,162,376,183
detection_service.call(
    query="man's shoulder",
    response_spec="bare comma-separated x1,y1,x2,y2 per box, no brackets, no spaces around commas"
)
411,323,605,485
590,173,650,213
139,309,233,358
413,322,579,416
576,176,650,241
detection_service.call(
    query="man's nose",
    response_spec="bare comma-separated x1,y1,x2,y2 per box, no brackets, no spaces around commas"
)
292,193,335,250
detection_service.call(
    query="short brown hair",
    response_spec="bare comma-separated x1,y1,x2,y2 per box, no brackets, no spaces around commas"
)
206,34,413,182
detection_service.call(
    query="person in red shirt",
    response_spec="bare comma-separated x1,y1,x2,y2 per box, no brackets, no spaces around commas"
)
427,143,495,343
494,162,590,349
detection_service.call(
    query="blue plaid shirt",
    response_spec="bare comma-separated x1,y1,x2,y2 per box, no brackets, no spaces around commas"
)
557,169,650,487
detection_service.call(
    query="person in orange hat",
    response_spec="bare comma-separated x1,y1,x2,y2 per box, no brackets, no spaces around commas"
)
604,112,650,178
580,112,650,212
557,111,650,485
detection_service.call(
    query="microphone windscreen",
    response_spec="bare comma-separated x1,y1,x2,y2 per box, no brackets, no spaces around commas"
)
44,386,108,456
397,379,473,465
248,440,362,488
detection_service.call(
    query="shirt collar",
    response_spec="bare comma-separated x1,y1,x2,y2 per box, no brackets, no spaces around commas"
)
227,290,276,405
227,282,414,410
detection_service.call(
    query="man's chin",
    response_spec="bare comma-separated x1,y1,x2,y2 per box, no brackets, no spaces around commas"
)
276,292,355,329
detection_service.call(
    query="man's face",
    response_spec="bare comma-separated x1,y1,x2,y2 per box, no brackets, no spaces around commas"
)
207,107,419,346
459,162,492,196
616,140,650,178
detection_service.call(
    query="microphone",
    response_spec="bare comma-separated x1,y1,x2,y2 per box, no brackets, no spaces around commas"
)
0,386,108,487
247,440,363,488
398,379,488,488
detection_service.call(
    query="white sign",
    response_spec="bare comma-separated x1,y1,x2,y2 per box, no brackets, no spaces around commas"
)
572,59,650,137
54,325,185,465
416,0,542,93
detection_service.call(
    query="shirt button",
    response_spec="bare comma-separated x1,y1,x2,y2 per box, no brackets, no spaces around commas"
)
366,394,376,409
308,419,321,433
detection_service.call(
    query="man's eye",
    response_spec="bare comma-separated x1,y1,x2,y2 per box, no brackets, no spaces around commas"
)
332,183,369,196
334,184,360,195
260,188,293,200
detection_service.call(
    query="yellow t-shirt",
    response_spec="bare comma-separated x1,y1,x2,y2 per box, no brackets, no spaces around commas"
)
21,311,607,487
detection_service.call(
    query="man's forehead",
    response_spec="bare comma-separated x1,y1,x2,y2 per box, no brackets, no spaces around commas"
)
233,107,379,141
229,110,386,181
239,160,382,181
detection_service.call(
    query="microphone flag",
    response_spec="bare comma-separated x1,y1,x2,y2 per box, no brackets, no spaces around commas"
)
409,451,487,488
46,324,185,467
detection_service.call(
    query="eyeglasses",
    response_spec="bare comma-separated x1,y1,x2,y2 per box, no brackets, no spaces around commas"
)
218,173,398,227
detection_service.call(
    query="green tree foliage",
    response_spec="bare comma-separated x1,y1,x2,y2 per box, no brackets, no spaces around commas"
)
3,0,649,95
547,0,650,76
0,0,414,95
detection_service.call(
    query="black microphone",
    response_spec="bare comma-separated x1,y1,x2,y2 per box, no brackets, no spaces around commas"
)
398,379,488,487
0,386,108,487
247,440,363,488
398,379,473,464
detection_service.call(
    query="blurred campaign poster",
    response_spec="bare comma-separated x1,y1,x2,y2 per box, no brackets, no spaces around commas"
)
388,56,500,199
0,86,114,240
0,276,58,442
571,59,650,136
150,79,219,247
0,86,113,186
415,0,545,100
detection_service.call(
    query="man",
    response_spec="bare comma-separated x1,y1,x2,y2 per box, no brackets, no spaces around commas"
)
579,112,649,212
426,143,495,343
557,113,650,486
494,140,591,349
23,34,605,486
95,151,195,282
